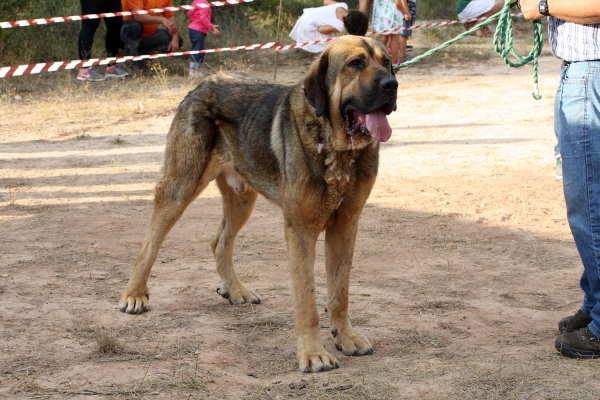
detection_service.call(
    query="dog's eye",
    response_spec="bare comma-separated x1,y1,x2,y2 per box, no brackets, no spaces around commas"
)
383,59,390,66
348,59,362,68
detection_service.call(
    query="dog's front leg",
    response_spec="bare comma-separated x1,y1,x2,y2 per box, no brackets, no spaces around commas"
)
325,214,373,356
284,221,340,373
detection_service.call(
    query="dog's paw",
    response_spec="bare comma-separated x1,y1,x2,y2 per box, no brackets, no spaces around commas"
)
297,345,340,373
333,329,373,356
119,289,149,314
216,284,261,305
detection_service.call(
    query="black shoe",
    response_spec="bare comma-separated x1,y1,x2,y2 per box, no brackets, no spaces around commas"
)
559,310,592,333
407,45,413,52
555,327,600,359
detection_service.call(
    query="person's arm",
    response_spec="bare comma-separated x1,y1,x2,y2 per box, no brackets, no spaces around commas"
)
166,16,180,52
323,0,339,5
318,26,339,34
195,5,215,33
519,0,600,23
395,0,412,21
131,9,179,35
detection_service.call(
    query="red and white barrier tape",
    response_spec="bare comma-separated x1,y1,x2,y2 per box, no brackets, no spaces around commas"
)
0,13,524,78
0,43,277,78
368,13,521,36
0,0,253,29
277,13,522,50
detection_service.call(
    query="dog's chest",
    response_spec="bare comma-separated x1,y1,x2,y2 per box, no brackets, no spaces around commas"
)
323,151,355,192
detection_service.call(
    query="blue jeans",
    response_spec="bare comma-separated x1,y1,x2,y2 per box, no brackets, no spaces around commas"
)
555,60,600,337
188,28,206,69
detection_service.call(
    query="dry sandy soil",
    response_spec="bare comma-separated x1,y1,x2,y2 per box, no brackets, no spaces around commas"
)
2,36,600,399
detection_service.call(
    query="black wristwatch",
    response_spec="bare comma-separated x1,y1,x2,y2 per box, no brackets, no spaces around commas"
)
539,0,550,16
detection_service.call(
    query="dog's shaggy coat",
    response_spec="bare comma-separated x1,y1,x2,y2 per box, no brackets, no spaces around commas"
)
119,35,398,373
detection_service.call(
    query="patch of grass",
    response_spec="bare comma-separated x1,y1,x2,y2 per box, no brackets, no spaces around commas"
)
74,132,90,140
95,329,124,355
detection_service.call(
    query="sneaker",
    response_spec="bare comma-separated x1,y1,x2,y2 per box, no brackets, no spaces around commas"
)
555,327,600,359
105,64,130,78
76,67,106,82
399,55,413,63
407,45,413,52
559,309,592,333
555,156,563,179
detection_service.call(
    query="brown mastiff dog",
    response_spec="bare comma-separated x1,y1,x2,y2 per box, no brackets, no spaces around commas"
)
119,35,398,372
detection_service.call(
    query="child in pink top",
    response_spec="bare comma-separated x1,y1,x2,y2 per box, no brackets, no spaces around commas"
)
188,0,220,76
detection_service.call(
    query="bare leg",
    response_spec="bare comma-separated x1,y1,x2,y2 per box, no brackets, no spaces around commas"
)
212,173,260,304
399,35,408,61
379,34,389,49
359,0,372,18
390,34,399,64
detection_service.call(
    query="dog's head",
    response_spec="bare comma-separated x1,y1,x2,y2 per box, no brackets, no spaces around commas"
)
304,35,398,151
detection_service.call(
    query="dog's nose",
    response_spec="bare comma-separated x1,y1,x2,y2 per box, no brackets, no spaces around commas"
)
379,77,398,92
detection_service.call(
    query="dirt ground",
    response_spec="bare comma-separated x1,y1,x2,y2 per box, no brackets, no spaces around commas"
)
2,39,600,399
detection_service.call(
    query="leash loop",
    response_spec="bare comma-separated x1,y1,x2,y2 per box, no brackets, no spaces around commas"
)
395,0,544,100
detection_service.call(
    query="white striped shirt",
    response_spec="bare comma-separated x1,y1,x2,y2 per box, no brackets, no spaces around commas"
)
548,17,600,62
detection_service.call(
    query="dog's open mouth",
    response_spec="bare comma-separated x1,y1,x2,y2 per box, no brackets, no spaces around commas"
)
345,108,392,143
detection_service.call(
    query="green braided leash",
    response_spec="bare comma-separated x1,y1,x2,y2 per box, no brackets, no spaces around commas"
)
394,0,545,99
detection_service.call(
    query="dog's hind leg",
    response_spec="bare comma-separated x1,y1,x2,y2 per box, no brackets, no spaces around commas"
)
119,125,215,314
212,173,260,304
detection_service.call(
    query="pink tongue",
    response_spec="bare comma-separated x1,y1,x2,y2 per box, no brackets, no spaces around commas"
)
365,109,392,142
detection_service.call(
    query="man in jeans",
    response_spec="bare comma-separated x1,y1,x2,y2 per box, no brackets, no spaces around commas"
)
521,0,600,358
120,0,184,69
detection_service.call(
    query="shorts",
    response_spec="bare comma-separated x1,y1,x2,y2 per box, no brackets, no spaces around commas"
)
400,1,416,37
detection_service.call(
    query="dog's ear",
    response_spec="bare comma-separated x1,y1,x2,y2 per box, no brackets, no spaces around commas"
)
304,50,329,117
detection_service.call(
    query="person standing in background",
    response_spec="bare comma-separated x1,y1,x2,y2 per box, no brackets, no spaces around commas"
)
371,0,403,66
188,0,220,76
398,0,416,64
77,0,130,81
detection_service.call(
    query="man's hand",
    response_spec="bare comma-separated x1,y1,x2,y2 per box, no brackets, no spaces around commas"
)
517,0,544,21
167,37,180,52
404,12,412,21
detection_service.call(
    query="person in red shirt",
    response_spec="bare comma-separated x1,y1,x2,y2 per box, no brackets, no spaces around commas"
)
120,0,184,67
